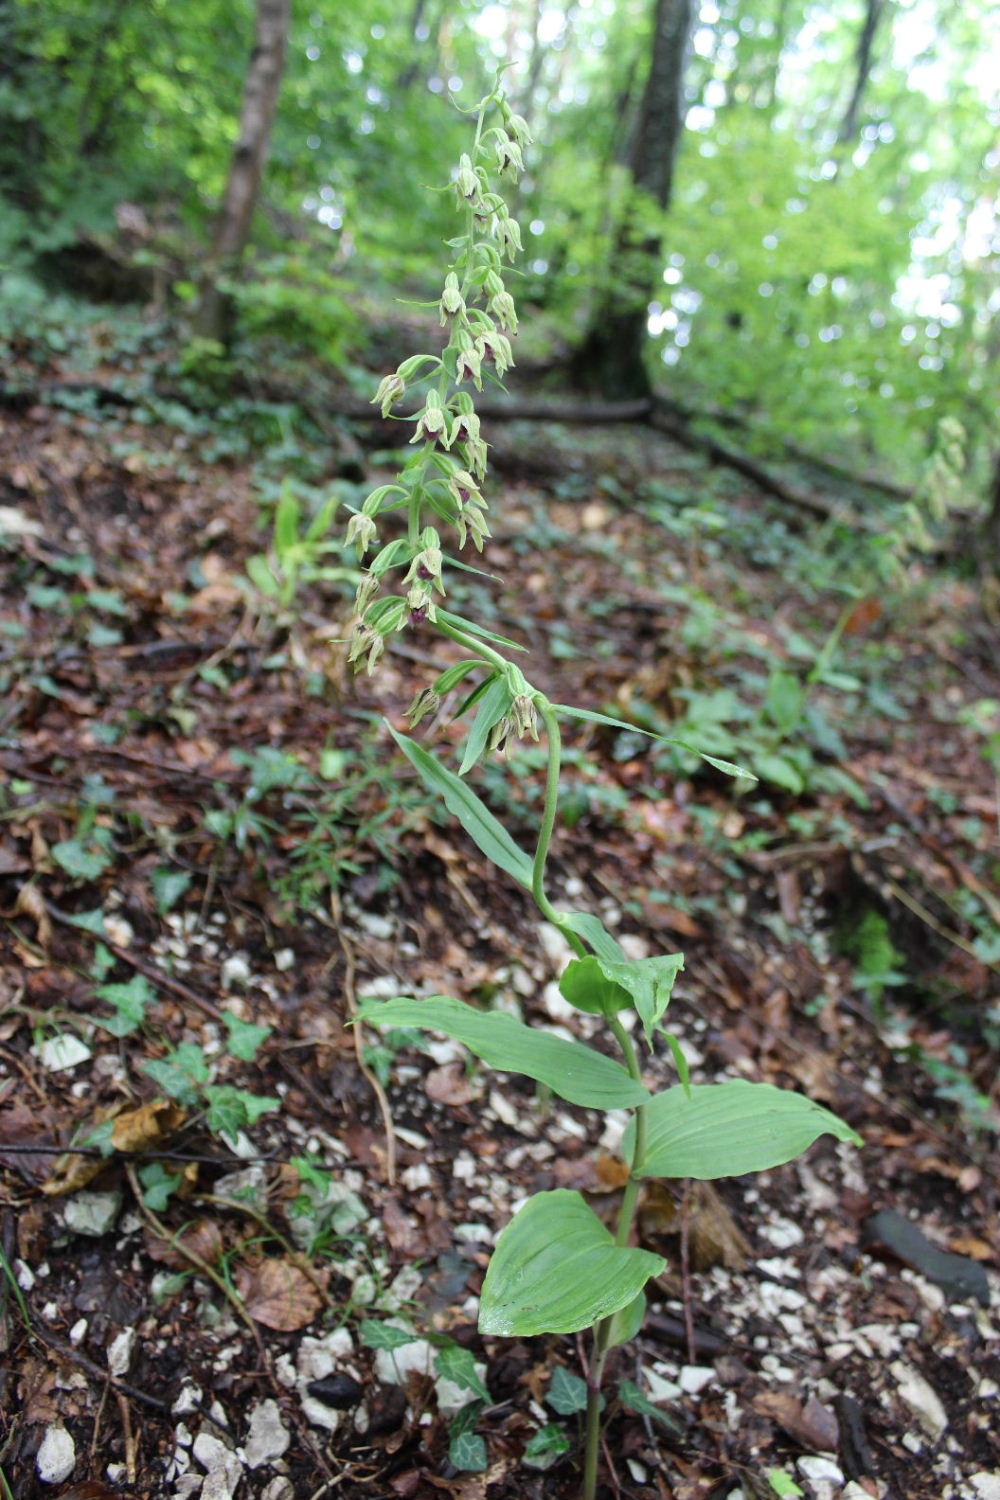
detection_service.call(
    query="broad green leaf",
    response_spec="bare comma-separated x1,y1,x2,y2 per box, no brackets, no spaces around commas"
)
624,1081,862,1180
459,674,512,773
557,911,626,963
767,1469,805,1498
435,1345,490,1401
560,953,684,1041
559,955,633,1016
605,1290,646,1350
142,1044,210,1107
546,1365,589,1415
478,1190,665,1337
355,996,649,1110
551,704,757,780
387,724,533,888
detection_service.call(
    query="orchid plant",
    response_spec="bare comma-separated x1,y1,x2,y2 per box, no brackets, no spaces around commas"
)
346,75,861,1500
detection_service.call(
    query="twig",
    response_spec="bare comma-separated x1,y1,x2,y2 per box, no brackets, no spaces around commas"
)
117,1391,138,1485
679,1181,697,1368
327,890,397,1185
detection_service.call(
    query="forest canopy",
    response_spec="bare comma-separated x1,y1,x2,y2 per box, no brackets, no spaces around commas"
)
1,0,997,484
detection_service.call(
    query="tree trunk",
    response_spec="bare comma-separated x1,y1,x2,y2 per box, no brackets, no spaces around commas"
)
986,450,1000,566
838,0,885,143
194,0,291,347
571,0,693,399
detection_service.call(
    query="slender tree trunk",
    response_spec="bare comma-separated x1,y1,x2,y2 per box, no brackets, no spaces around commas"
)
194,0,291,346
838,0,885,143
572,0,693,398
986,450,1000,566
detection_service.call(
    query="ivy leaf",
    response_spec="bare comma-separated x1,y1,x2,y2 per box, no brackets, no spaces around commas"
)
546,1365,589,1415
359,1320,418,1351
435,1345,490,1401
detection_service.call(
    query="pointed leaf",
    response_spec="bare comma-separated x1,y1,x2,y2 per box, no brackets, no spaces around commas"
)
387,724,533,887
459,674,512,773
605,1290,646,1350
551,704,757,780
624,1081,862,1180
438,607,527,652
355,996,649,1110
479,1190,665,1337
557,911,627,963
560,953,684,1041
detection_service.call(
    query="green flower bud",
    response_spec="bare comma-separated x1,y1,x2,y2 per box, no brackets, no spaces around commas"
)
439,272,465,326
373,372,405,417
345,512,378,558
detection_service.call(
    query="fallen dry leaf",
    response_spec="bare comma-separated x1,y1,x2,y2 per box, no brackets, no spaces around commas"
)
425,1062,479,1107
754,1389,839,1452
110,1100,186,1153
145,1217,225,1270
235,1257,322,1331
640,1181,749,1271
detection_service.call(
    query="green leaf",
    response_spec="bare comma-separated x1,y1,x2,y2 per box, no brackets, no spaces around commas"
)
478,1190,665,1337
360,1320,418,1351
434,659,482,696
203,1086,280,1136
437,607,527,652
662,1033,692,1097
449,1429,487,1472
523,1424,572,1469
246,554,280,597
551,704,757,780
754,752,807,793
435,1345,490,1401
559,956,634,1016
275,486,301,556
142,1044,211,1107
459,674,512,774
605,1290,646,1350
624,1081,862,1180
52,837,112,880
138,1161,184,1212
559,953,684,1042
618,1378,683,1435
222,1013,272,1061
764,671,806,734
151,867,191,915
767,1469,805,1498
94,974,153,1037
547,1365,589,1415
556,911,626,963
355,996,649,1110
387,724,534,888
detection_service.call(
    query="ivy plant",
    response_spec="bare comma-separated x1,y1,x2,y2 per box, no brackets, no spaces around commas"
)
345,74,861,1500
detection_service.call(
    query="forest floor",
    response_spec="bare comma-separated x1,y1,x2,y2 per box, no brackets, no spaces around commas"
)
0,347,998,1500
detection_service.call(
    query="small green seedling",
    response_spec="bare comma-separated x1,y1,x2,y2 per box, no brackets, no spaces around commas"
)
345,75,861,1500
